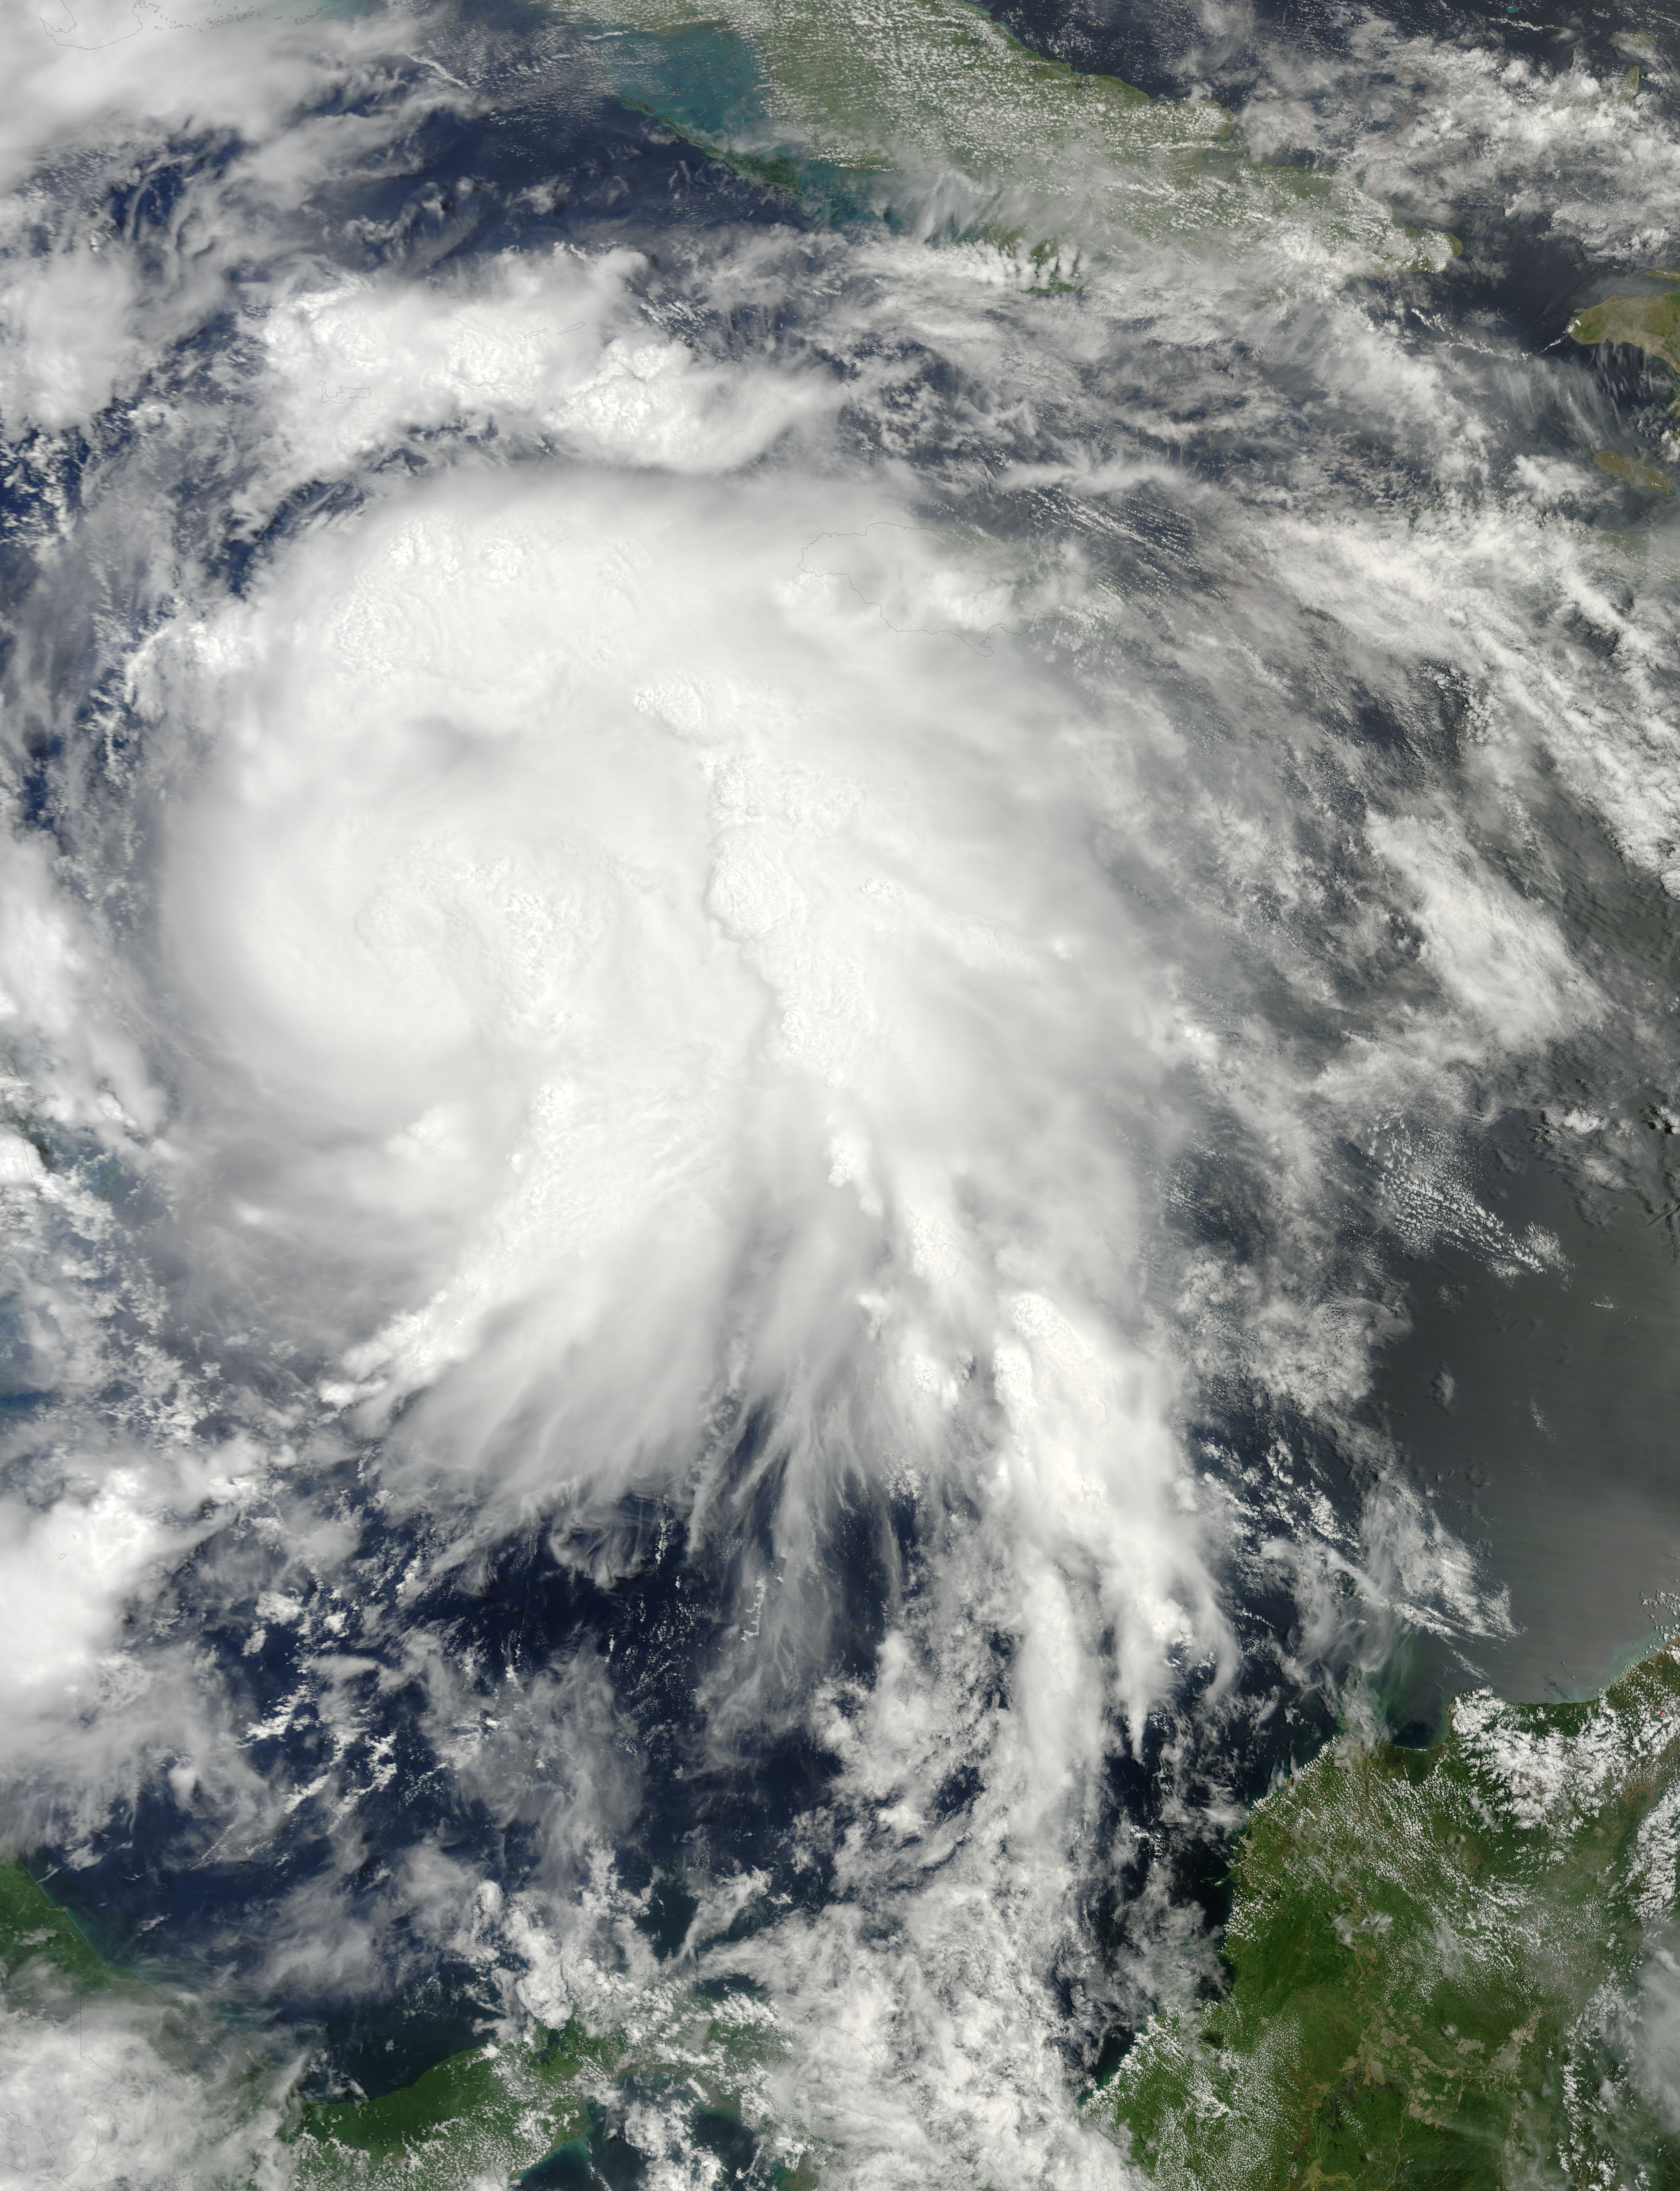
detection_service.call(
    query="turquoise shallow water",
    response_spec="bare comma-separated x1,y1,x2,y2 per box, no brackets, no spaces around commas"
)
587,16,878,216
586,18,771,149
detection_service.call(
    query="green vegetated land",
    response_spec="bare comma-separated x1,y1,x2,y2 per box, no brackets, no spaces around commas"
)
15,1647,1680,2187
583,0,1208,175
1573,287,1680,492
1595,448,1672,494
289,2027,600,2188
0,1854,221,2074
287,1991,799,2190
1572,289,1680,390
0,1856,158,2007
0,1851,801,2190
1097,1638,1680,2188
560,0,1456,275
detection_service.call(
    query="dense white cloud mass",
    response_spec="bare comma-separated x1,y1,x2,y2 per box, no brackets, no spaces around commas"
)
139,470,1229,1732
0,0,1677,2178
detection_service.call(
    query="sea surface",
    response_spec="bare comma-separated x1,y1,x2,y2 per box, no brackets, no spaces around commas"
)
1,0,1679,2177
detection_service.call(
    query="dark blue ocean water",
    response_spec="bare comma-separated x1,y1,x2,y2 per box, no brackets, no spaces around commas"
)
4,0,1680,2175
